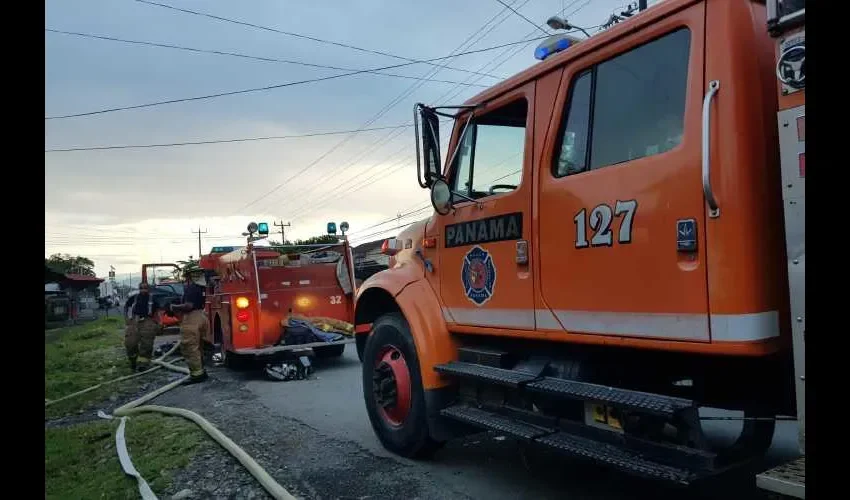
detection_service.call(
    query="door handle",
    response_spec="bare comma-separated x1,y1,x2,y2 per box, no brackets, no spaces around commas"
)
702,80,721,218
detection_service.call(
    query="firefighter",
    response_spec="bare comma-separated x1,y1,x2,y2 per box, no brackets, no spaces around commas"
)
171,267,209,383
125,282,158,372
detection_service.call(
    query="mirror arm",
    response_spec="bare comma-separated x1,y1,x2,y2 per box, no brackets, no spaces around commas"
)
425,118,441,185
443,113,474,181
450,190,483,210
413,103,428,189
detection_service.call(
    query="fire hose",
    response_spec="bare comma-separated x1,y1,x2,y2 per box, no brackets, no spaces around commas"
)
47,341,296,500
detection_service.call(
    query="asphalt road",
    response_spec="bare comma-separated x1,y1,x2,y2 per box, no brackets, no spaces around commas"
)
236,346,802,500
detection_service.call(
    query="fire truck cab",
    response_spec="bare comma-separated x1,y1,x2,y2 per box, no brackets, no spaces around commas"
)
355,0,800,486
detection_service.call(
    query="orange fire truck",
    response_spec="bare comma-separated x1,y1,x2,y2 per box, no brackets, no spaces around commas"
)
200,226,357,368
354,0,805,492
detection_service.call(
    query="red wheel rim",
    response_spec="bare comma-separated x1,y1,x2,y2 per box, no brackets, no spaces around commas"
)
373,345,412,426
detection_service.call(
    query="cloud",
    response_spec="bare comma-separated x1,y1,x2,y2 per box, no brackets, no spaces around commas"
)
45,0,623,275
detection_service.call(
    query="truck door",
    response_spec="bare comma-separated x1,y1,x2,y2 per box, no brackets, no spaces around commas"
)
537,5,710,342
437,83,535,330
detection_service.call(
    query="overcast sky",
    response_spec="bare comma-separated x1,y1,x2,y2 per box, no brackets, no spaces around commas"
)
46,0,634,276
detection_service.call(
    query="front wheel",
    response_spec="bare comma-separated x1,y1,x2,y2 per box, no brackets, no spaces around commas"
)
362,312,441,458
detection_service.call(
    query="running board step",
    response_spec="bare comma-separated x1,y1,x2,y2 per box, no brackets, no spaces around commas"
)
441,405,697,484
435,361,695,417
756,456,805,499
435,361,537,388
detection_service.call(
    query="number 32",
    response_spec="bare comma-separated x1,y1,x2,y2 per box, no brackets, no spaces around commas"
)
574,200,637,248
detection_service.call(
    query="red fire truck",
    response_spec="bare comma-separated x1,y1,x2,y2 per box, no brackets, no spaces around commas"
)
200,225,357,368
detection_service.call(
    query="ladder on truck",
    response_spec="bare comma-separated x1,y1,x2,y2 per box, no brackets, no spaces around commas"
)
756,1,805,498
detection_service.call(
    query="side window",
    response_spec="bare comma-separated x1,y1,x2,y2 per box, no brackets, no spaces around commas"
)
555,71,592,177
554,28,691,177
451,99,527,199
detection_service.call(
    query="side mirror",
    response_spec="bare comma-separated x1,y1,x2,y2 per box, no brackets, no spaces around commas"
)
430,178,452,215
414,104,442,188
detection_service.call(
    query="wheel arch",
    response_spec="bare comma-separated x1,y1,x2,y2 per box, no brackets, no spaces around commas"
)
355,277,458,390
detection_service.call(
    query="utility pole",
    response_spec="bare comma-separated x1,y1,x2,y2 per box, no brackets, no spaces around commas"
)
274,221,291,244
192,226,208,258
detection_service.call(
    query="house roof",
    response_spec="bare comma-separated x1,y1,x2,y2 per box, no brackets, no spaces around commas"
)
64,274,105,283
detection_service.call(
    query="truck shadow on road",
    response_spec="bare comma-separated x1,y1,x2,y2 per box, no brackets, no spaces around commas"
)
431,433,776,500
209,349,780,500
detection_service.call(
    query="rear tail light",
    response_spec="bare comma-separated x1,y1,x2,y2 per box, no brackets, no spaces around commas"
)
235,296,250,309
236,310,250,322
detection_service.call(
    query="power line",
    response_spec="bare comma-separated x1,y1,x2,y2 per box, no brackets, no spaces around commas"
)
493,0,550,35
350,220,422,245
316,1,595,240
273,3,527,219
285,149,413,221
45,36,546,120
45,123,412,153
261,127,409,216
243,6,528,215
346,167,521,238
134,0,502,80
347,206,432,237
45,29,490,89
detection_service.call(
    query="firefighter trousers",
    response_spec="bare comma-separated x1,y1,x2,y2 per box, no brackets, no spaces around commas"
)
181,310,209,377
125,317,157,367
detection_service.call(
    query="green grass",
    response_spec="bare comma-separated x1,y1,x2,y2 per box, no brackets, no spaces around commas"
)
45,318,210,498
45,413,209,500
45,317,142,418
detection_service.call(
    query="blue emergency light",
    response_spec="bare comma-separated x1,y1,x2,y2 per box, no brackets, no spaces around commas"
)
534,34,578,61
258,222,269,235
327,222,337,235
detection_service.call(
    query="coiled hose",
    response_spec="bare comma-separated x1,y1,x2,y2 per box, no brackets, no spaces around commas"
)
48,340,296,500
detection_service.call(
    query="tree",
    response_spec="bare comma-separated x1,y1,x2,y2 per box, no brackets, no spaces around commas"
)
268,235,338,248
174,258,200,279
46,253,96,277
293,235,339,245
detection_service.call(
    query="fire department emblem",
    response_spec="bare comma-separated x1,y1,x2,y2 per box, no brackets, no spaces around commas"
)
462,246,496,306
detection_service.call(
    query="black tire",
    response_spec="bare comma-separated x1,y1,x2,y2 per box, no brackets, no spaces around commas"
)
314,344,346,358
356,334,367,363
362,312,441,459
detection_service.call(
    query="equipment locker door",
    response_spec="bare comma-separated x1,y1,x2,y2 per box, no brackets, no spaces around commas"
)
536,5,710,342
437,83,536,330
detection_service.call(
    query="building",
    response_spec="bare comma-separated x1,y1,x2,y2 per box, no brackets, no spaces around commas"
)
44,265,105,322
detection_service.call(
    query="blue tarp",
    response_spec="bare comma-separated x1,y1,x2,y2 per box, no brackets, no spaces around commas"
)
282,318,345,345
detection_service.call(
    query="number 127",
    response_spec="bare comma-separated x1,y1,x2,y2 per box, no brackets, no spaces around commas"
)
574,200,637,248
